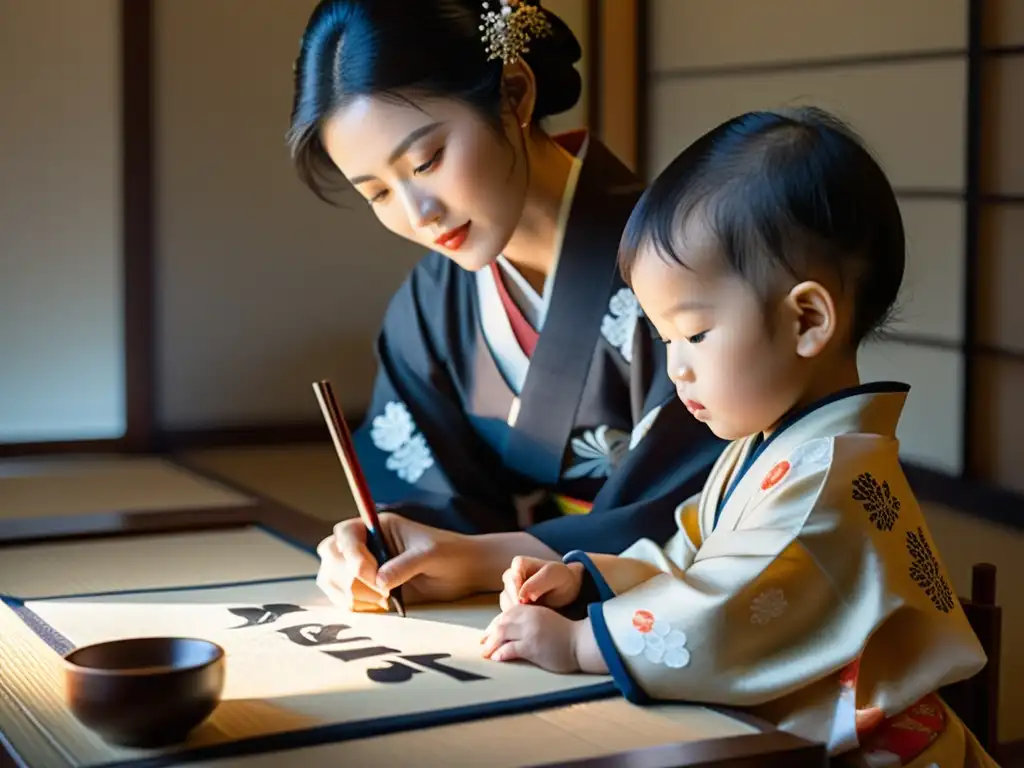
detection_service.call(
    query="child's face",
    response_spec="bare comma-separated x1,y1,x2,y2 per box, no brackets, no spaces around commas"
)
630,223,813,441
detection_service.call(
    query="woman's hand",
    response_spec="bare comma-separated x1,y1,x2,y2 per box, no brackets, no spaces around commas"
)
316,512,485,611
499,556,584,611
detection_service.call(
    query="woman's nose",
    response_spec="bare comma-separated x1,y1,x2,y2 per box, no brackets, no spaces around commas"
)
405,187,444,230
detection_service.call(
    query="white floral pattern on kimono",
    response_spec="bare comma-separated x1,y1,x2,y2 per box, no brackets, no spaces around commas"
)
600,288,642,363
758,437,834,497
789,437,832,473
618,610,690,668
370,401,435,484
749,587,787,625
563,425,629,479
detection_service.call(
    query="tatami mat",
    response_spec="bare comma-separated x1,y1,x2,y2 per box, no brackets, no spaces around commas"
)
180,445,357,523
0,455,251,519
0,527,318,598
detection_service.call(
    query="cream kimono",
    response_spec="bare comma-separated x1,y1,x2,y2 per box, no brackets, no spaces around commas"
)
563,382,998,767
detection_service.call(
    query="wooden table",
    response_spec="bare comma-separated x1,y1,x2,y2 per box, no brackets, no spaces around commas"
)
0,498,827,768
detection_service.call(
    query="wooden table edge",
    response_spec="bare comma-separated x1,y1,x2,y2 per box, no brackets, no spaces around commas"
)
533,730,826,767
0,475,827,768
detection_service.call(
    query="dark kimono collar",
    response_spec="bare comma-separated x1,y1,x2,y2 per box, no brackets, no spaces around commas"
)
500,132,647,485
716,381,911,523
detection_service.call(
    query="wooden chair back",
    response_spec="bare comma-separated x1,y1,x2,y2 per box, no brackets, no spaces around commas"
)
939,562,1001,752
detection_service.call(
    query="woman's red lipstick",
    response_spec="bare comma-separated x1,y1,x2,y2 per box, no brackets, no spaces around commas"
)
435,221,471,251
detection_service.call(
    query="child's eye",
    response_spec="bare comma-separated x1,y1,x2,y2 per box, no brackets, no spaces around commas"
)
687,331,709,344
414,148,444,175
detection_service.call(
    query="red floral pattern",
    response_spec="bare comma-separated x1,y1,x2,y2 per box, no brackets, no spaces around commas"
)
761,460,791,491
860,694,946,764
632,610,655,634
840,657,947,764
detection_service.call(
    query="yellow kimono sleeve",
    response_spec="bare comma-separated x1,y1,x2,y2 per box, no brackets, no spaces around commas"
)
561,497,701,600
565,474,866,707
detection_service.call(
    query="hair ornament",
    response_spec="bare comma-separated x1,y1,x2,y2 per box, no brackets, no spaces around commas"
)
479,0,552,65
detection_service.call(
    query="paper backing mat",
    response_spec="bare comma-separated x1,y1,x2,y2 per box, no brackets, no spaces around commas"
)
0,528,759,767
8,580,619,759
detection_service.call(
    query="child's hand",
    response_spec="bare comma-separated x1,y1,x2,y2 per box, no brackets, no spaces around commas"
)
480,604,580,673
499,556,584,611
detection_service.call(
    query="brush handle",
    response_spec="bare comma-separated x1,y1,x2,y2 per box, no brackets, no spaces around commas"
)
312,380,405,617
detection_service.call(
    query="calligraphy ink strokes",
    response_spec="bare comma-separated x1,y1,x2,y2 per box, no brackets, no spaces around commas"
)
228,601,486,685
11,577,616,749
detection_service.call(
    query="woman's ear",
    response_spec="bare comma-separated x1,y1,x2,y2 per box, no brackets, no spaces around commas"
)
785,281,837,358
501,59,537,128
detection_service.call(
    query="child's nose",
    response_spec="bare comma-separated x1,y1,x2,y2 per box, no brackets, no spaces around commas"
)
669,362,695,383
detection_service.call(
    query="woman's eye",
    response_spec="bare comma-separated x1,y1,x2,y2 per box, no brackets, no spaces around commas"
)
368,190,389,205
687,331,709,344
414,148,444,174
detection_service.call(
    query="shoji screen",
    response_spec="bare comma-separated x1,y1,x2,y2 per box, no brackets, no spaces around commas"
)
0,0,125,443
646,0,969,474
974,1,1024,493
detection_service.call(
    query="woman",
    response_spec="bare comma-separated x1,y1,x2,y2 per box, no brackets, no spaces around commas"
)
288,0,725,610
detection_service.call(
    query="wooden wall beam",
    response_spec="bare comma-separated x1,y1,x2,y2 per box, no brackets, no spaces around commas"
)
595,0,641,173
121,0,156,453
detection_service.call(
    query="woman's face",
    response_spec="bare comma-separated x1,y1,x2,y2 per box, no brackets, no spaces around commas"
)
321,94,528,271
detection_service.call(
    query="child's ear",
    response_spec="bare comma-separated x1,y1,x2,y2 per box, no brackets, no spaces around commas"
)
501,60,537,128
785,281,836,358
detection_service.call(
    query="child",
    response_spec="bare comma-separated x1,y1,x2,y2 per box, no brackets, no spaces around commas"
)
479,107,997,767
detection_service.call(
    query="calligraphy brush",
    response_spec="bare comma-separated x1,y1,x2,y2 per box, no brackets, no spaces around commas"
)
312,379,406,618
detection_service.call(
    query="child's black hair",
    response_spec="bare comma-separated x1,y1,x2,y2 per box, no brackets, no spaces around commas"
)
618,106,905,345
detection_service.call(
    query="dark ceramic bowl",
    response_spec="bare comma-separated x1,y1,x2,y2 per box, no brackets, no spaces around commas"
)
62,636,225,748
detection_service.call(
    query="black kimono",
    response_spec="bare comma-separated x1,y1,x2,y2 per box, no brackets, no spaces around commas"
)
353,131,727,555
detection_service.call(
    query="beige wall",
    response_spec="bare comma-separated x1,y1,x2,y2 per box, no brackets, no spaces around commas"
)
154,0,592,431
154,0,416,429
0,0,125,442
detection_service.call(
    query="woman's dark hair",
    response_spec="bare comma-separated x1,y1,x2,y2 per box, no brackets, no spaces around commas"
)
287,0,582,203
619,107,905,346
